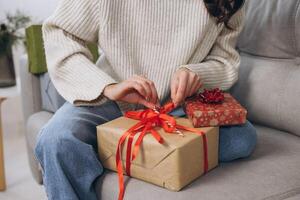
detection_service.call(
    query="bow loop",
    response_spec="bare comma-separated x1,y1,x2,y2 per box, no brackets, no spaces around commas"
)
124,102,177,132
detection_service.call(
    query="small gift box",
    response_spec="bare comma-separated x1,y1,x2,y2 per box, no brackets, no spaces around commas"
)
97,102,219,200
184,88,247,127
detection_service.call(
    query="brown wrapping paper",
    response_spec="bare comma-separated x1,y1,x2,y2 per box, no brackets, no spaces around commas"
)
97,116,219,191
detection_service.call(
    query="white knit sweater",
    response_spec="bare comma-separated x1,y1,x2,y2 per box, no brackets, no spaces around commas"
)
42,0,245,114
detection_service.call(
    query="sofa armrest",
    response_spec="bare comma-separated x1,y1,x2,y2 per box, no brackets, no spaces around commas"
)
19,55,42,122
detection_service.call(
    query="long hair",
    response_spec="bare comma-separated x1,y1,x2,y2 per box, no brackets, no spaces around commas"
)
204,0,245,29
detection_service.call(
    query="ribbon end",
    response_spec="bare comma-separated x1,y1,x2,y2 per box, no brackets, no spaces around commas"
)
118,191,125,200
131,154,136,161
159,138,164,144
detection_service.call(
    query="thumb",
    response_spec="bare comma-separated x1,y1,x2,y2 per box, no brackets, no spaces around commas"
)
171,78,179,107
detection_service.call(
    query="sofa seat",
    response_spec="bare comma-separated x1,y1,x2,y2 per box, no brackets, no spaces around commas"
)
27,112,300,200
96,125,300,200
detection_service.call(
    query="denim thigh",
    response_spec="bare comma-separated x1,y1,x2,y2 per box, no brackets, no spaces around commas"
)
36,100,123,151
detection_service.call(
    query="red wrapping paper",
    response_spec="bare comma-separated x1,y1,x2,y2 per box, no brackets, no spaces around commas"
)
184,93,247,127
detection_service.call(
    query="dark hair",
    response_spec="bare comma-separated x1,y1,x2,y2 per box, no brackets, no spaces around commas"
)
204,0,245,29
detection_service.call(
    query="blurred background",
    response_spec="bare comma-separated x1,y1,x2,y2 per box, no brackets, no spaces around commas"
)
0,0,58,19
0,1,59,199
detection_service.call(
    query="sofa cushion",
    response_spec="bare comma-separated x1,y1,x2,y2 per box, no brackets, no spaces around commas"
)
26,25,48,74
26,111,54,184
39,72,66,113
285,194,300,200
232,0,300,136
296,5,300,52
237,0,300,58
231,53,300,136
96,125,300,200
27,111,54,149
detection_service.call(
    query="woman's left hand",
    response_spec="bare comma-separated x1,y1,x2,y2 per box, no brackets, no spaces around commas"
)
171,67,202,107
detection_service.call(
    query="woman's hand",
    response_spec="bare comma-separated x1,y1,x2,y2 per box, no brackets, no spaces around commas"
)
103,75,160,109
171,68,202,107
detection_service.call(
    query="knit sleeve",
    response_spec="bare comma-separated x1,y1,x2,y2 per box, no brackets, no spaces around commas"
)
42,0,118,106
178,6,245,91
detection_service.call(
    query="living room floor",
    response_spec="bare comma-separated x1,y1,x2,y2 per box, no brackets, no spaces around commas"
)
0,95,47,200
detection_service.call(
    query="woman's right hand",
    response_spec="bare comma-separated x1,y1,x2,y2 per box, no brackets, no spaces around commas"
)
103,75,160,109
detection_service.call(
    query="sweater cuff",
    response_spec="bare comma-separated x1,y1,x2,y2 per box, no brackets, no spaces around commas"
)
177,64,202,79
73,81,118,106
177,64,196,73
178,61,238,91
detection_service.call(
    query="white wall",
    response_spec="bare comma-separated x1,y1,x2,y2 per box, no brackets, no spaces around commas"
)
0,0,59,21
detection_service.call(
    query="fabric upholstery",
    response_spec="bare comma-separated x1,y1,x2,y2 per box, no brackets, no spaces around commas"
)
26,111,53,184
231,53,300,136
19,56,42,123
296,4,300,52
285,195,300,200
39,72,66,113
237,0,300,58
231,0,300,136
96,125,300,200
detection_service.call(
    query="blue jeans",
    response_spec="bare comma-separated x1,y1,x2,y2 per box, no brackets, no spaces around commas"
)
35,100,257,200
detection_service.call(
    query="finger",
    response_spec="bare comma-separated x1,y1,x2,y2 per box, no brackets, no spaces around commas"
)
133,79,152,101
195,80,203,93
137,96,156,109
114,81,132,99
185,75,194,98
174,71,188,106
189,80,202,97
135,75,158,104
148,80,159,104
187,75,201,97
171,76,179,103
136,76,155,103
128,81,147,98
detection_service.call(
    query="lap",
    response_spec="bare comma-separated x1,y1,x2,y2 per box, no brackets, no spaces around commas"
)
169,106,257,161
38,102,257,160
37,100,123,148
169,105,257,138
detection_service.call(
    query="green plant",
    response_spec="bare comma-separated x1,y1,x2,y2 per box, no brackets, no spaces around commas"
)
0,11,31,56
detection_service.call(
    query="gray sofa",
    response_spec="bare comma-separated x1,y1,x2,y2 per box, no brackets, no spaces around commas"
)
19,0,300,199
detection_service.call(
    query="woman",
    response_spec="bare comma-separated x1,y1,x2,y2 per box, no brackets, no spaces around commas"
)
35,0,257,199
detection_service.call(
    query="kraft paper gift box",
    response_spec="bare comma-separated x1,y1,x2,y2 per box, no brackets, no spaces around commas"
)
97,116,219,191
184,93,247,127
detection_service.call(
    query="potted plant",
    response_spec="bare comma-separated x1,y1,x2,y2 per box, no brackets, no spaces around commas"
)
0,11,30,87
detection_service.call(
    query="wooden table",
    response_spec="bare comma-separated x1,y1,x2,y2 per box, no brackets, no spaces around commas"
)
0,86,18,191
0,97,6,191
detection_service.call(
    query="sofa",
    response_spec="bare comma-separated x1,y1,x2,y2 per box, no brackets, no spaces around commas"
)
19,0,300,199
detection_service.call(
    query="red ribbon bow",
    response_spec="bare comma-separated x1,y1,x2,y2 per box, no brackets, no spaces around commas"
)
116,102,209,200
198,88,225,104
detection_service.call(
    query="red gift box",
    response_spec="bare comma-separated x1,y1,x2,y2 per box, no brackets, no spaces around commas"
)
184,92,247,127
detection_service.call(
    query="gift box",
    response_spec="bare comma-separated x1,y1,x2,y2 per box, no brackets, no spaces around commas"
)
184,91,247,127
97,104,219,197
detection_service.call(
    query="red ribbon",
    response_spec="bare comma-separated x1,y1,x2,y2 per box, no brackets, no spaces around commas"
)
116,102,208,200
198,88,225,104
